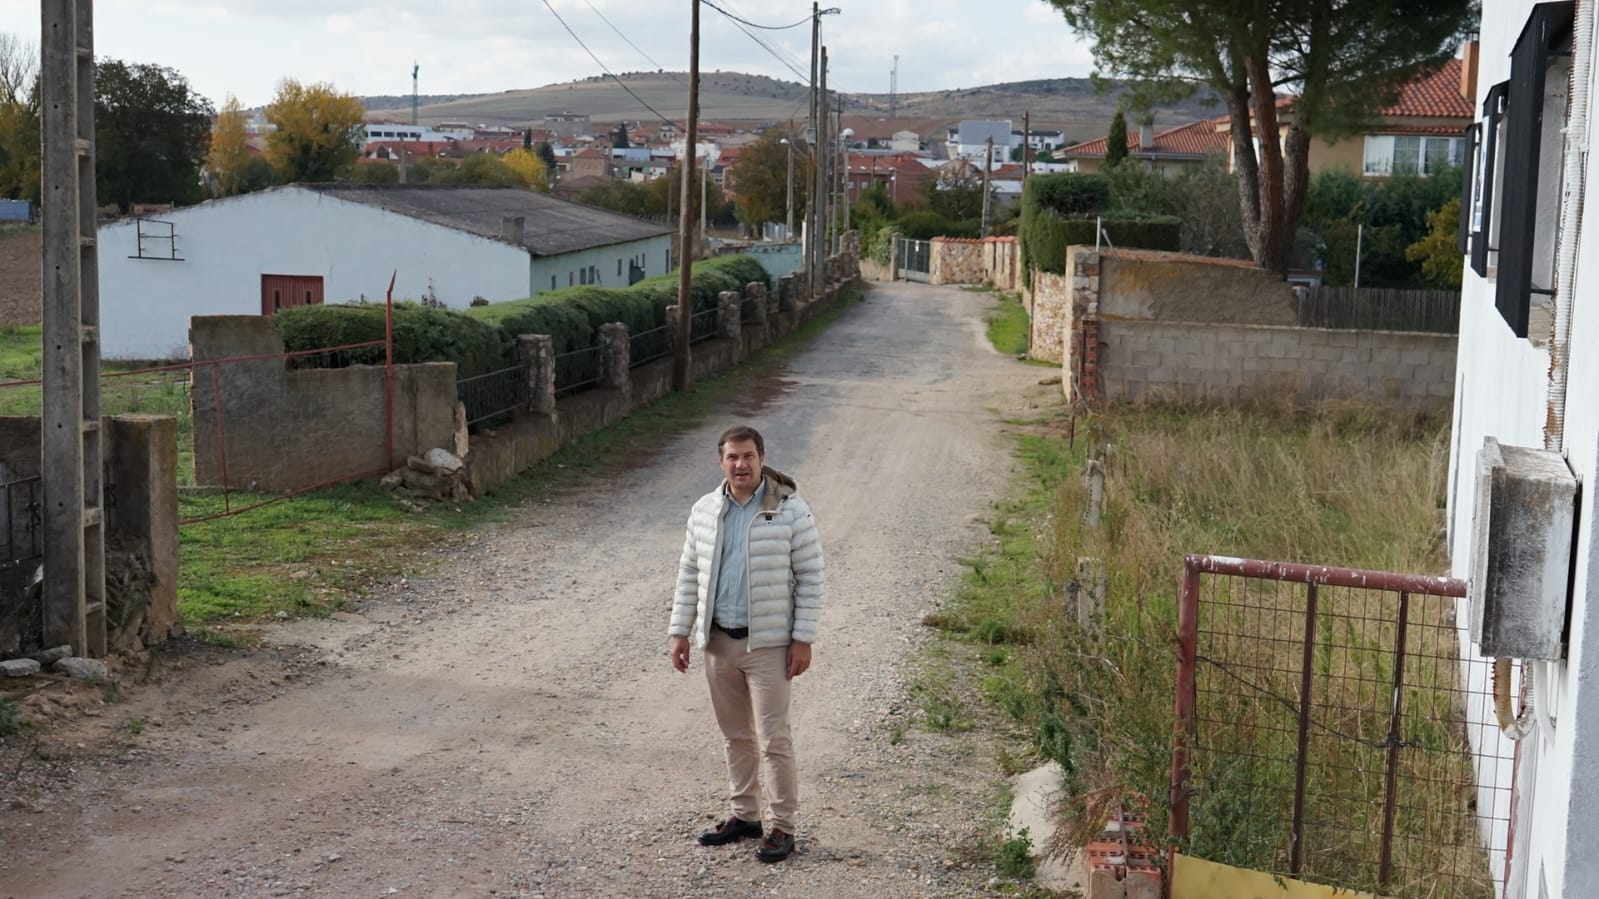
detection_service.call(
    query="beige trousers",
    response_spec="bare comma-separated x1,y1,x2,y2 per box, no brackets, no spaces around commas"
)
704,629,798,833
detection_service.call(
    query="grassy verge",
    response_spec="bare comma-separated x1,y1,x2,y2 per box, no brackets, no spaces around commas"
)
174,283,870,628
984,292,1032,357
919,396,1472,895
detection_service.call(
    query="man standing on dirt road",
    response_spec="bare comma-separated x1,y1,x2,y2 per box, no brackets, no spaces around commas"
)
668,425,824,864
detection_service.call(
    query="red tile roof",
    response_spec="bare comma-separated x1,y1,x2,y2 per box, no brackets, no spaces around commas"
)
1062,116,1231,159
1383,58,1473,118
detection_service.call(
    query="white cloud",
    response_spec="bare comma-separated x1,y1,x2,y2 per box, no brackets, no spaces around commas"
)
0,0,1099,108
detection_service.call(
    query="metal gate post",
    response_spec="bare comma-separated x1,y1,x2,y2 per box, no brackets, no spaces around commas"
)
1170,558,1202,843
1290,582,1320,876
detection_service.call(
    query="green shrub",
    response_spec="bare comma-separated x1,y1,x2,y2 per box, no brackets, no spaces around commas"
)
275,302,509,379
1021,208,1182,277
280,255,771,367
896,210,957,240
1027,173,1112,216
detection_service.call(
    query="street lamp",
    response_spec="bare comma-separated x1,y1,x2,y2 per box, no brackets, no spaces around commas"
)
780,137,796,240
836,127,854,253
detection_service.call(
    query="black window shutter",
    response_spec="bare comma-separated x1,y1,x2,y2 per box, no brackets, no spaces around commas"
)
1459,123,1480,256
1496,1,1575,338
1473,83,1508,278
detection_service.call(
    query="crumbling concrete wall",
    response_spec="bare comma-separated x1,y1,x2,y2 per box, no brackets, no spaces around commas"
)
189,317,457,492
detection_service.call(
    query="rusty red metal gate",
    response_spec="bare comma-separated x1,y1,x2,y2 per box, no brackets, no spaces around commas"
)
1169,554,1514,898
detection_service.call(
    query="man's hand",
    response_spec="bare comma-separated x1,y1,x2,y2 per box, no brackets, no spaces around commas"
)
670,636,691,673
786,641,812,679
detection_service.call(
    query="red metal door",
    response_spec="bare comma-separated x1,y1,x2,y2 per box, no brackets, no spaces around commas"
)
260,274,325,316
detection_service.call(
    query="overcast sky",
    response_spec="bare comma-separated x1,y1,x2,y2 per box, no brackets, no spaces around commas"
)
0,0,1096,109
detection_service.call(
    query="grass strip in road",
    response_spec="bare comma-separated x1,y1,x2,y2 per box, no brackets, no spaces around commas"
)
984,292,1031,357
176,283,870,630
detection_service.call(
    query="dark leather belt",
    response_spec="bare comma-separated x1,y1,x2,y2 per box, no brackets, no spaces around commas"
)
714,623,749,639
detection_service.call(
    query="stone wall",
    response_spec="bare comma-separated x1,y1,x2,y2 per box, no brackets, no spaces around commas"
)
189,317,458,492
0,415,180,657
1097,320,1457,411
1028,270,1074,364
928,236,1019,288
930,238,987,285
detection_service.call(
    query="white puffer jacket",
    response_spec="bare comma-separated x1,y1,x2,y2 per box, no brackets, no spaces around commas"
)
668,467,823,650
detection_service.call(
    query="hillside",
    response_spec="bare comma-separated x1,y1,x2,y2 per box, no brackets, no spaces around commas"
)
380,71,1220,141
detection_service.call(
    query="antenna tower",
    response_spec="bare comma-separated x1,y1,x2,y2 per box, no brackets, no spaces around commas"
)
889,55,898,119
411,63,420,126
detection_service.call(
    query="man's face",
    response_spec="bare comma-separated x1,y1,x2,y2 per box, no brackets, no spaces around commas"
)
720,438,763,493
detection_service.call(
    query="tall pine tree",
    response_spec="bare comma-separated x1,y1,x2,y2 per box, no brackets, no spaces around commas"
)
1104,110,1129,168
1048,0,1475,274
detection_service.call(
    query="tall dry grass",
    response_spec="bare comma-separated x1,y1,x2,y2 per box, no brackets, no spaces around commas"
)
980,402,1493,897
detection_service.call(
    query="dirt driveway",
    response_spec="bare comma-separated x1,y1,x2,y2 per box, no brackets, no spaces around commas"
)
0,281,1051,898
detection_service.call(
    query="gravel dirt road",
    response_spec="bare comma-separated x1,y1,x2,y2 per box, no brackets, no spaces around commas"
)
0,281,1052,898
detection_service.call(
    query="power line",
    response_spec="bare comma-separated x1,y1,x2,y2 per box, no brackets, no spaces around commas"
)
582,0,668,72
701,0,811,31
538,0,682,130
704,2,812,84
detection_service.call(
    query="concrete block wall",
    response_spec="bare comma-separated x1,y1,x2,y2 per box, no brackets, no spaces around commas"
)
189,316,458,492
1097,319,1457,411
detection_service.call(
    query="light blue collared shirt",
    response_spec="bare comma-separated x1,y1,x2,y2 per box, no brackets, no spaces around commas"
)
712,481,765,629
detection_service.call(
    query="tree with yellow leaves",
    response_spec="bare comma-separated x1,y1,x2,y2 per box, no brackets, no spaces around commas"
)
501,148,549,192
207,95,253,196
264,79,365,183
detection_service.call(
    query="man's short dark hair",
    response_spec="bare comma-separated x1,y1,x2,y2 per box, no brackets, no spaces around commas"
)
718,425,765,457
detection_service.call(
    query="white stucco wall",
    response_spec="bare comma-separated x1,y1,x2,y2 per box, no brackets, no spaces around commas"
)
529,235,673,295
99,187,528,359
1448,4,1599,896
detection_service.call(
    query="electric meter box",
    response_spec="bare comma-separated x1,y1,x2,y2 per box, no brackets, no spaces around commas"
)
1469,438,1576,660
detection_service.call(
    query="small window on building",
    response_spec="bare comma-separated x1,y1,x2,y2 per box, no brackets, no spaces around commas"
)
1362,135,1464,176
569,272,574,286
1495,0,1574,338
551,275,557,290
580,269,587,285
618,259,623,277
1469,82,1510,278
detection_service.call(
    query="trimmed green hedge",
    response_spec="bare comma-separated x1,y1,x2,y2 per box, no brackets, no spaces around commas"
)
1026,173,1112,216
278,255,777,370
275,302,509,379
1020,172,1181,280
896,210,980,240
468,254,770,353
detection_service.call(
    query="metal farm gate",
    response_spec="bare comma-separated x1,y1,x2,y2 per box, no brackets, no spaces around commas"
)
1170,554,1514,898
895,236,931,283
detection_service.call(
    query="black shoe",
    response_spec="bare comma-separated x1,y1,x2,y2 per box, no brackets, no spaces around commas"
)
754,828,795,863
697,816,764,846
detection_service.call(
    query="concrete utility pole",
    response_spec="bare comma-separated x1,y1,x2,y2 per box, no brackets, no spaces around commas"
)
41,0,106,656
981,135,994,237
672,0,700,392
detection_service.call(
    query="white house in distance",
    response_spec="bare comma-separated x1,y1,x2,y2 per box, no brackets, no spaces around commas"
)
946,120,1014,166
1449,1,1599,896
98,184,673,359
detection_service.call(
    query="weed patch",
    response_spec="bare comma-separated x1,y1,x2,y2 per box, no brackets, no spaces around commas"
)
923,400,1468,897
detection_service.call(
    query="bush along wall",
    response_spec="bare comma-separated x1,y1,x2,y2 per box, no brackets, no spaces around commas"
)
276,254,775,368
1019,174,1179,285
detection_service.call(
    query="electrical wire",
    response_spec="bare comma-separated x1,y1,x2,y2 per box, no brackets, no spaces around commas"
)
703,1,813,85
701,0,811,31
582,0,669,72
538,0,683,130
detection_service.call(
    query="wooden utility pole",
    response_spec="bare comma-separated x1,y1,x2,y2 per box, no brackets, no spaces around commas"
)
808,3,820,294
41,0,105,656
816,48,829,285
1023,111,1031,184
672,0,700,392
